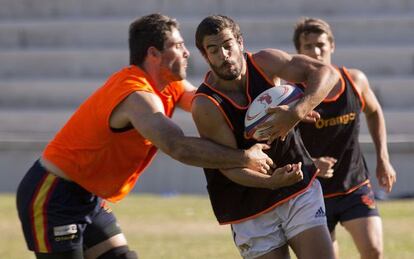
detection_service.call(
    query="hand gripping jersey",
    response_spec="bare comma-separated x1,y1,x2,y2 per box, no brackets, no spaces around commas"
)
297,66,369,198
43,65,184,202
195,53,318,224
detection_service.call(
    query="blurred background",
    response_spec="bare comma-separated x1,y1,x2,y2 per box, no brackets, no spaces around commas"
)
1,0,414,199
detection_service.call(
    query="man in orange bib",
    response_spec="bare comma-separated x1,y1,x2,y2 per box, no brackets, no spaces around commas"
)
16,14,274,259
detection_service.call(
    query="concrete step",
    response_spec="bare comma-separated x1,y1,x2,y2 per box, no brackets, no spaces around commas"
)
370,77,414,109
359,109,414,135
0,79,106,108
1,108,414,143
0,0,413,19
0,48,128,79
1,15,414,49
0,108,199,142
1,76,413,109
1,45,414,79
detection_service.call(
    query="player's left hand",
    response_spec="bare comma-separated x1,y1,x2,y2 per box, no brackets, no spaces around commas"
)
376,160,397,193
314,156,337,178
302,110,320,123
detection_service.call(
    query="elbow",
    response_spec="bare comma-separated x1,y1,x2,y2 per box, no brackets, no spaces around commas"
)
316,64,340,95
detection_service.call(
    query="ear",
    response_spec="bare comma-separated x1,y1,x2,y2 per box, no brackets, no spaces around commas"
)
147,46,162,61
200,49,210,63
238,36,244,52
330,41,335,54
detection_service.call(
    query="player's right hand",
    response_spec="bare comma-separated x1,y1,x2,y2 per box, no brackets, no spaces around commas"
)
244,143,274,174
314,156,337,178
268,162,303,189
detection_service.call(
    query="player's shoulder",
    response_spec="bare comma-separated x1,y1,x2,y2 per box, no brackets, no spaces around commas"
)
192,85,225,115
344,67,368,83
191,92,228,132
252,48,290,63
192,90,219,109
343,67,370,92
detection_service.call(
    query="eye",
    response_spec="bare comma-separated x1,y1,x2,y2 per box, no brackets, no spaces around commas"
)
176,43,184,49
223,41,234,50
208,47,218,54
303,44,312,50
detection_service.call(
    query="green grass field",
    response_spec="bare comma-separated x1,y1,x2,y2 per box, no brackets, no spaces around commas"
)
2,194,413,259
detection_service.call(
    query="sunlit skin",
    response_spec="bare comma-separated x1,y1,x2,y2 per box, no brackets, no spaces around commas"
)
202,28,246,84
298,32,334,65
158,28,190,83
298,32,343,102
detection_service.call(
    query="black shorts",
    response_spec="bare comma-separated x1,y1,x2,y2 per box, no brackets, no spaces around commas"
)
16,160,122,253
324,183,379,233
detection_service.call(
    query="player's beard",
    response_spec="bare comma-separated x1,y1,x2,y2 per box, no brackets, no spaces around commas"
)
208,54,243,81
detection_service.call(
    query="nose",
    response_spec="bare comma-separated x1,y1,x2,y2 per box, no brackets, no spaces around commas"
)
183,45,190,58
310,46,321,57
220,47,230,60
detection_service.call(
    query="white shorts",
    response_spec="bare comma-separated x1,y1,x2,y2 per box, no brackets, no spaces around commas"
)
231,180,327,259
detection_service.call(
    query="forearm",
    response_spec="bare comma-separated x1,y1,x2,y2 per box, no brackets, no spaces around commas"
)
166,136,249,169
366,110,390,162
220,168,273,189
294,65,339,119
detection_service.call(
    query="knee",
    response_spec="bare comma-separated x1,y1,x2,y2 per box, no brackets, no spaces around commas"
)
361,244,383,259
96,245,138,259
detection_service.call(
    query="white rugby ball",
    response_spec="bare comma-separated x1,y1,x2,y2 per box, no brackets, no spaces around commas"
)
245,84,303,140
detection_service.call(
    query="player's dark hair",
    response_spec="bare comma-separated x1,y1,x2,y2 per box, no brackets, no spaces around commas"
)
293,17,334,51
195,15,242,56
129,13,179,65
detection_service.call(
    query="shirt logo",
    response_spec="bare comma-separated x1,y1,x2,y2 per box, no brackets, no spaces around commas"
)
315,112,356,129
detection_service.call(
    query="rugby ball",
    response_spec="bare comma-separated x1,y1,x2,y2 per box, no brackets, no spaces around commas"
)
245,84,303,140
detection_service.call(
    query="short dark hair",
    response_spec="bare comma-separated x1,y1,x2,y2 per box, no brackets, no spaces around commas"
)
129,13,179,65
195,15,242,55
293,17,334,51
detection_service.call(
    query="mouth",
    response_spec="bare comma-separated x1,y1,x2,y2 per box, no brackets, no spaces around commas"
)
221,61,234,69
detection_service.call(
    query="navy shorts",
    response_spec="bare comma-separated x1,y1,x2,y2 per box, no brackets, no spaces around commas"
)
324,183,379,233
16,160,122,253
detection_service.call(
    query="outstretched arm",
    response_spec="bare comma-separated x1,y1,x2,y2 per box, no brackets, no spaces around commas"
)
113,90,273,171
349,68,396,192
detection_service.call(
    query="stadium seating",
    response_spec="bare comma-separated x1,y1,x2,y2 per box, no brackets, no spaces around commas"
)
1,0,413,198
